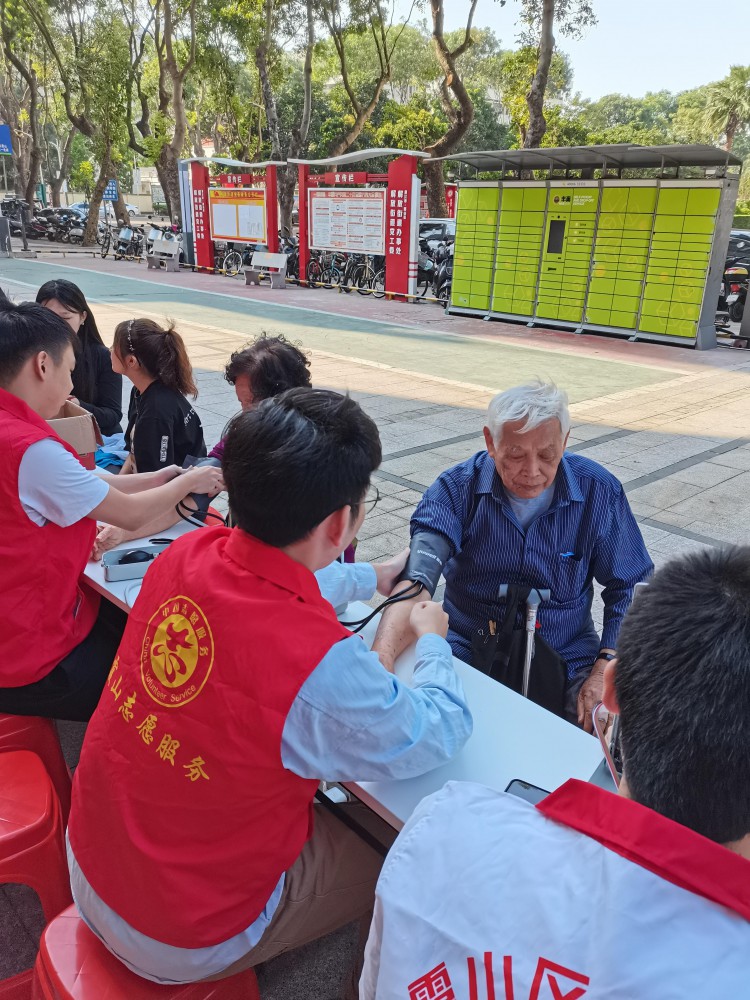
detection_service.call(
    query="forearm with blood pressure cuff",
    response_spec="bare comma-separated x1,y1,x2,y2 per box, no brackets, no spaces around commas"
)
397,530,454,597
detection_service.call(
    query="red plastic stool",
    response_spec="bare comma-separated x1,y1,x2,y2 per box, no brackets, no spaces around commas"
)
0,751,71,922
33,907,261,999
0,716,72,824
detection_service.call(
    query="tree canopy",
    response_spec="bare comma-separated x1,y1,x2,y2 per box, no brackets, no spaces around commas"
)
0,0,747,237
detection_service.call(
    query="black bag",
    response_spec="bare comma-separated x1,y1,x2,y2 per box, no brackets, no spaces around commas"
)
471,584,567,717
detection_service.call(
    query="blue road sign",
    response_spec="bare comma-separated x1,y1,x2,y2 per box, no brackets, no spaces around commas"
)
103,179,119,201
0,124,12,156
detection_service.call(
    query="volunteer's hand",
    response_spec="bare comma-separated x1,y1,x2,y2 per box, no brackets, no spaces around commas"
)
154,464,183,486
67,395,79,405
182,465,224,498
577,661,607,733
373,548,410,596
92,524,125,560
410,600,449,640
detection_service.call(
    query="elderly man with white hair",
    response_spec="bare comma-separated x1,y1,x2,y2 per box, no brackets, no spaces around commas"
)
372,380,652,729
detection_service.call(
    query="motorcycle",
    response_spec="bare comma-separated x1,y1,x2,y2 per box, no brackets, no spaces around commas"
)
716,261,750,329
280,232,299,282
1,196,49,240
113,224,144,260
726,265,748,324
431,239,454,305
146,222,183,253
415,239,436,302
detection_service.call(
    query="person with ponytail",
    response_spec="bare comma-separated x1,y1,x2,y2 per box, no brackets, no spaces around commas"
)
112,318,206,474
36,279,123,436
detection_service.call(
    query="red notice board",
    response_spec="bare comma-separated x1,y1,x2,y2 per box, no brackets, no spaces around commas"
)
209,188,266,243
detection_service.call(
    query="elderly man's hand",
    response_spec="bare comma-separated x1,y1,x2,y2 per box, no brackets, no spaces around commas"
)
373,548,410,596
577,660,608,733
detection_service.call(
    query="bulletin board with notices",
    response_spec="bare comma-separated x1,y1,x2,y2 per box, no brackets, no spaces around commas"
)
208,188,267,243
308,188,386,254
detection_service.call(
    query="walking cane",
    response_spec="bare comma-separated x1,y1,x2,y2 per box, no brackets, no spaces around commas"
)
499,585,551,699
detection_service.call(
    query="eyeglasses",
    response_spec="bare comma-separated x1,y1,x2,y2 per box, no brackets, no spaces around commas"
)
360,485,380,515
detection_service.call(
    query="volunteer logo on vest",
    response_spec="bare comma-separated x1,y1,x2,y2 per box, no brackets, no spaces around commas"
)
141,596,214,707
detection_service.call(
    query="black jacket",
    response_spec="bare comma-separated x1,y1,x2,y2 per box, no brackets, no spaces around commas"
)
125,382,206,472
73,341,123,436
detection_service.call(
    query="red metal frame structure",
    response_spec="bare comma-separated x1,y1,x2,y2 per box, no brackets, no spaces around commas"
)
178,158,285,272
290,149,426,301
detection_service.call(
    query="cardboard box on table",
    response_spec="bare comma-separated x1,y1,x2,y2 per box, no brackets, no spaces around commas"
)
47,401,102,470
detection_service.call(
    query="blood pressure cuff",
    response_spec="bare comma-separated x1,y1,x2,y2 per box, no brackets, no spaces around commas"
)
398,530,453,596
181,455,222,517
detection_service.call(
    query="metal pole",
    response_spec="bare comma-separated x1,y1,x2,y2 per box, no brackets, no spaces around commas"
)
19,214,28,251
522,588,550,699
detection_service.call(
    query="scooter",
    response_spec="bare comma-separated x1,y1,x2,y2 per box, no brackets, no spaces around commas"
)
716,262,750,329
726,266,748,324
432,239,454,305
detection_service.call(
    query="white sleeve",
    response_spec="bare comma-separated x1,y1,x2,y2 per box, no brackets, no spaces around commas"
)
18,439,109,527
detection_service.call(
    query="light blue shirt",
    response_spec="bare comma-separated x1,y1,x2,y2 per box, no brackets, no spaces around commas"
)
505,483,554,531
69,560,471,985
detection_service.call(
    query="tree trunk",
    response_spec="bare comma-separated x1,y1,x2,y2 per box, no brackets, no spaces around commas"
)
321,3,398,158
328,81,389,158
255,0,282,160
84,152,112,246
725,115,738,151
157,144,182,225
153,161,173,219
422,0,478,217
114,185,130,224
423,160,447,218
524,0,555,148
0,34,43,205
278,0,314,235
49,126,76,207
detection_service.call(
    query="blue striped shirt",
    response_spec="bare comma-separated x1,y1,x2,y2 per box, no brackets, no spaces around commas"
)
412,451,653,678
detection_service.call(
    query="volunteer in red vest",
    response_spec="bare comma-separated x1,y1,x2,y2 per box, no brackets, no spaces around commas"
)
67,387,472,991
0,292,224,721
360,547,750,999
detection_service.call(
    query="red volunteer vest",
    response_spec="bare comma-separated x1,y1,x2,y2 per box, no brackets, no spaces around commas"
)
0,388,99,686
69,527,352,949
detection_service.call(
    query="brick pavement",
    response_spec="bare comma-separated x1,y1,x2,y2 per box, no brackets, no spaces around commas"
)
2,257,750,995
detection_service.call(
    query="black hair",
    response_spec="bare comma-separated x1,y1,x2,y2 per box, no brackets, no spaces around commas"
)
616,546,750,844
36,279,104,402
113,318,197,398
222,387,382,547
224,334,311,402
0,288,75,387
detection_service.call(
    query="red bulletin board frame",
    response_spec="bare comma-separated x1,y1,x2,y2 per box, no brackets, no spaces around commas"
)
208,188,267,243
308,188,386,254
189,161,214,271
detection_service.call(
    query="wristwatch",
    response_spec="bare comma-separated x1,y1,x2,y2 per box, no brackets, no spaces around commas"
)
597,651,616,662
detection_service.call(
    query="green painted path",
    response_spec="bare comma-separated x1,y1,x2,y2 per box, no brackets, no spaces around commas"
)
1,258,675,403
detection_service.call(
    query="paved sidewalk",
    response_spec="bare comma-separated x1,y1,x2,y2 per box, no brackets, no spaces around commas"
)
2,257,750,996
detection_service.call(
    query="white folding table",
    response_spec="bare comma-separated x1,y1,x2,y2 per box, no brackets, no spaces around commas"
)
342,602,609,828
85,557,610,828
83,522,193,613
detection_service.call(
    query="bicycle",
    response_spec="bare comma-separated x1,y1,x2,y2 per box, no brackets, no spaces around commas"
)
372,268,386,298
223,244,273,281
100,225,115,259
339,253,375,295
307,251,337,288
213,242,242,275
